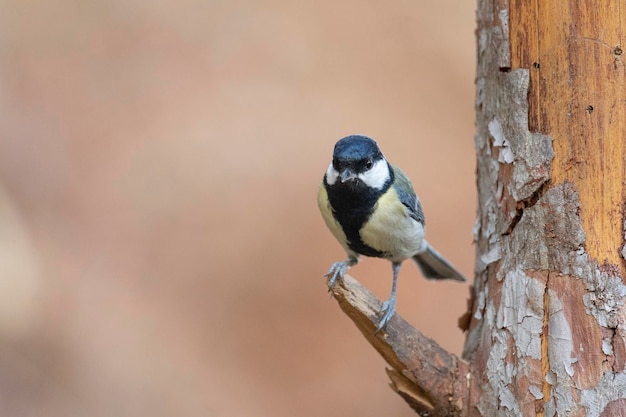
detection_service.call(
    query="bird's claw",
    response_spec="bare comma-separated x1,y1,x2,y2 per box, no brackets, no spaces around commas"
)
375,296,397,333
325,261,350,289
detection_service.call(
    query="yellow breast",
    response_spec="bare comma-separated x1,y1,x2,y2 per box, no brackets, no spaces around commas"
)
317,183,350,251
359,187,425,262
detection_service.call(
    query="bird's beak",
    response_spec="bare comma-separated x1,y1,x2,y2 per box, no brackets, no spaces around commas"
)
340,168,357,183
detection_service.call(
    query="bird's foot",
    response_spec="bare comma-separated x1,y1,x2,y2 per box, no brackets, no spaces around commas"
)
375,296,397,333
324,261,351,289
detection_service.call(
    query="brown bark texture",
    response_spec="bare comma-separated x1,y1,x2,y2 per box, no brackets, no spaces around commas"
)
468,0,626,415
328,0,626,416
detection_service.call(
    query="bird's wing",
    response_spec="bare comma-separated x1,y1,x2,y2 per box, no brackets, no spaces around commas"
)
391,165,425,225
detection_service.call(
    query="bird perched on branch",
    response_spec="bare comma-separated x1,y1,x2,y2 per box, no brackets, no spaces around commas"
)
318,134,466,332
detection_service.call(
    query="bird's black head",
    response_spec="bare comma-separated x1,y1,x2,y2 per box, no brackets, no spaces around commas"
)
332,135,383,172
326,135,390,190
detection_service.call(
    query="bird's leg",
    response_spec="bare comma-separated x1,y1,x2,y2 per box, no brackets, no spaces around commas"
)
376,262,401,333
325,256,358,289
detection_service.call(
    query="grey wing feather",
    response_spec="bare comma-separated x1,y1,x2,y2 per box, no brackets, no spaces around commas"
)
391,165,425,224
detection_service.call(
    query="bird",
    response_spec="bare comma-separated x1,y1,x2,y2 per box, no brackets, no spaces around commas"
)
317,134,466,332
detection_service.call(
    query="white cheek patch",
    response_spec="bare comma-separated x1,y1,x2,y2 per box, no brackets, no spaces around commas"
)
358,159,390,189
325,163,339,185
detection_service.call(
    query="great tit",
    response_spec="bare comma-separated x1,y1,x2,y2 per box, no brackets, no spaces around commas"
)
318,134,466,332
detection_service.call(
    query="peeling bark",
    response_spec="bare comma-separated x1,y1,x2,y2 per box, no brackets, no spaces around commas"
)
469,0,626,416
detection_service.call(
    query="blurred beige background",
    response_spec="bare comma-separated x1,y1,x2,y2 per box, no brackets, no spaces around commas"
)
0,1,476,416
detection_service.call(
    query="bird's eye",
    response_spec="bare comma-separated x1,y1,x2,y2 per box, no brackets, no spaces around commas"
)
365,160,373,170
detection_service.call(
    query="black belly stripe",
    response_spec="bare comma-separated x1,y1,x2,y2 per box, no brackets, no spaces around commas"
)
324,175,392,258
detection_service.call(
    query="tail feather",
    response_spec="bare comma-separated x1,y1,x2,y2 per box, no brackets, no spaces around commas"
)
412,242,466,281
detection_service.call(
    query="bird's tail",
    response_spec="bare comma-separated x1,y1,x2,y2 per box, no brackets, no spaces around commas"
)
412,241,466,281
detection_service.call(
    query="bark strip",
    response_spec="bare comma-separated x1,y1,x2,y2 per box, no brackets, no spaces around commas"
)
328,275,470,416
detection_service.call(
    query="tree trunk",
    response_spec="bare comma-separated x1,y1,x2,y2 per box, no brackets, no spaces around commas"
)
468,0,626,415
328,0,626,416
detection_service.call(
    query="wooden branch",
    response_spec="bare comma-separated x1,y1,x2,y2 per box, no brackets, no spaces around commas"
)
329,275,471,416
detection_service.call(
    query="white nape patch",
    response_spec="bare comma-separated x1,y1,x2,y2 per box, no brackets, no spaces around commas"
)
325,163,339,185
358,159,390,190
